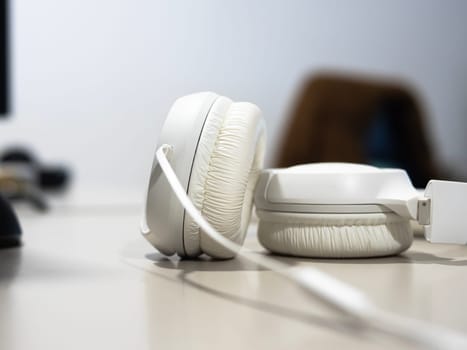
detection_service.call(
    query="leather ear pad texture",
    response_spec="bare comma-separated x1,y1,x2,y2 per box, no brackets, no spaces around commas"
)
184,96,266,258
257,211,413,258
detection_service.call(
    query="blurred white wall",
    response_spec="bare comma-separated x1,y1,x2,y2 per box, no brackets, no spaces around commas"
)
0,0,466,203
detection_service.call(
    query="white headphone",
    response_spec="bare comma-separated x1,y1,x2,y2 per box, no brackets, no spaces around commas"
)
141,92,467,349
142,91,467,259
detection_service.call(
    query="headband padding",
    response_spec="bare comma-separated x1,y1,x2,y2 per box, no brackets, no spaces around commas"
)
184,98,265,258
257,211,413,258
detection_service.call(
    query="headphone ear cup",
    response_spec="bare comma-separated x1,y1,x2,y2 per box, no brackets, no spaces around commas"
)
184,98,266,258
257,211,413,258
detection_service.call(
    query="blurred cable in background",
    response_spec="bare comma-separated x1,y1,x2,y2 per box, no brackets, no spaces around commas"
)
0,147,70,211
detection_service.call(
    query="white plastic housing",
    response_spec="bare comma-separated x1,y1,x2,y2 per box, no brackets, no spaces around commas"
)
255,163,420,218
424,180,467,244
141,92,219,256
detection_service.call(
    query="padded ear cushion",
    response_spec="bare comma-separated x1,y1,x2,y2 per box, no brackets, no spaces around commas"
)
257,211,413,258
184,97,266,258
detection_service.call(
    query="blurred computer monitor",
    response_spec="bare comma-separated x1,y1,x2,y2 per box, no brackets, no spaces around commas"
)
0,0,9,115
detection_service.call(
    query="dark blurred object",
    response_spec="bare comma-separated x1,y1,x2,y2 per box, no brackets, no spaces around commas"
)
0,194,21,248
0,163,48,210
1,147,70,190
276,73,441,188
0,0,9,115
0,147,71,211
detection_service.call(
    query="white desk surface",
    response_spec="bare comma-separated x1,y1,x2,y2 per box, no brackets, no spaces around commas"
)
1,205,467,350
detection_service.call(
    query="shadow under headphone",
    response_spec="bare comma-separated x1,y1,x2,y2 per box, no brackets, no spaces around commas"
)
142,92,467,260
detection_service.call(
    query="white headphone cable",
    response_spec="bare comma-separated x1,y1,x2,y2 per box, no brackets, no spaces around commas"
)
156,144,467,350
